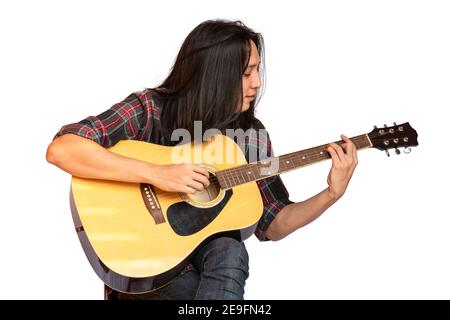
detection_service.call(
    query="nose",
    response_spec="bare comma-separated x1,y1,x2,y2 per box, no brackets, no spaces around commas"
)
251,71,261,89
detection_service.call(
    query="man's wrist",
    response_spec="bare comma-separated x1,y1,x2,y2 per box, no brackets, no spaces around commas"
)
140,162,159,184
325,187,341,203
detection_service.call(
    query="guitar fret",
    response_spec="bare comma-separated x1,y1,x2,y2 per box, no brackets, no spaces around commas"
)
234,170,241,185
227,173,233,188
244,166,254,183
234,169,240,185
251,164,259,181
229,171,236,187
224,171,233,189
238,167,247,184
231,170,237,184
236,170,243,185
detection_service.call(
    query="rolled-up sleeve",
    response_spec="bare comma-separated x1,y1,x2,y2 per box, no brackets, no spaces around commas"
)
53,90,155,148
254,176,293,241
242,121,293,241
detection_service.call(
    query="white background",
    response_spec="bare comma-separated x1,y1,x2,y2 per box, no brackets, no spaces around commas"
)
1,0,448,299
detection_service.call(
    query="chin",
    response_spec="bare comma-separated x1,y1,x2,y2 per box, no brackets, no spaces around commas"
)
241,103,250,112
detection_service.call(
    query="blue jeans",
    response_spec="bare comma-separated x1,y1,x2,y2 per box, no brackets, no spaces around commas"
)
116,237,250,300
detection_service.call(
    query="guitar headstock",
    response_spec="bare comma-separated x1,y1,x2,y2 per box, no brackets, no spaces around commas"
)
368,122,418,156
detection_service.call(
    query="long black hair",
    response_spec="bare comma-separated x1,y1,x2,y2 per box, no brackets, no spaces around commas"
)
155,19,265,142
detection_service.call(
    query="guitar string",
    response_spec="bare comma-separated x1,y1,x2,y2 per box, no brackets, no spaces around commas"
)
219,137,367,177
204,135,370,189
217,136,370,188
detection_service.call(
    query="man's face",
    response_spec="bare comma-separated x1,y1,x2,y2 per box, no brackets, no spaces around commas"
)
241,40,261,112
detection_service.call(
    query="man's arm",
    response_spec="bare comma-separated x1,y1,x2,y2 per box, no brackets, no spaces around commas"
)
46,133,210,194
47,133,156,183
265,188,336,241
266,135,358,241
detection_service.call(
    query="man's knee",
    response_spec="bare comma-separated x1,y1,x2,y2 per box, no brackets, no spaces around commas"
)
197,237,249,271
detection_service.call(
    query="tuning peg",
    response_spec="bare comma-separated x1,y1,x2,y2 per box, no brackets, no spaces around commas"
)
393,122,397,126
385,150,390,157
395,148,401,155
403,147,412,154
384,124,388,128
373,125,377,129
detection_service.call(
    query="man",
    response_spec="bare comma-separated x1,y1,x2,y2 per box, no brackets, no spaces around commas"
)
46,19,358,299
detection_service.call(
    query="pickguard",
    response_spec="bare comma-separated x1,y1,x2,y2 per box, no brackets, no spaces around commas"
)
167,190,233,236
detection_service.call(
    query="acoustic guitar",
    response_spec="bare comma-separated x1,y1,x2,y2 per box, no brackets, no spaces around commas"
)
69,122,418,293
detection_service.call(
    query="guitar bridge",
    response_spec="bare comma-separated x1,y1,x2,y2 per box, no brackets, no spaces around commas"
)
140,184,165,224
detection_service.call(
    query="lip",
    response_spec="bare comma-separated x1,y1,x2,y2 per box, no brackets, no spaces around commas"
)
246,96,256,100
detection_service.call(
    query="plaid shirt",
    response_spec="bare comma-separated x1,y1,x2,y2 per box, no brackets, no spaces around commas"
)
55,89,293,241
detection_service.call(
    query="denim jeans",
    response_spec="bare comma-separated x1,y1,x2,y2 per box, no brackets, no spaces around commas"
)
116,237,250,300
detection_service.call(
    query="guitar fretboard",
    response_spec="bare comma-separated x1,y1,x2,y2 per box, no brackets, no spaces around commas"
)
215,134,372,189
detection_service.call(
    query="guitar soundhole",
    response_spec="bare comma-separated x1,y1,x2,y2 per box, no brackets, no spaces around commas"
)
186,173,221,203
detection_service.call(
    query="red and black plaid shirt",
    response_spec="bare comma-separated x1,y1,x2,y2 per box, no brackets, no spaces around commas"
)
55,89,293,241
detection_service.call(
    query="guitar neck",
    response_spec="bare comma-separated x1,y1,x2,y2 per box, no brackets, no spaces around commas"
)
216,134,372,189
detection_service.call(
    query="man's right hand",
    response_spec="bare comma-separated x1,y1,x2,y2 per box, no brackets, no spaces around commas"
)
147,163,210,194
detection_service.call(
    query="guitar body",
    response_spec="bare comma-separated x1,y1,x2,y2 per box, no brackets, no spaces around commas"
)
70,134,263,294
